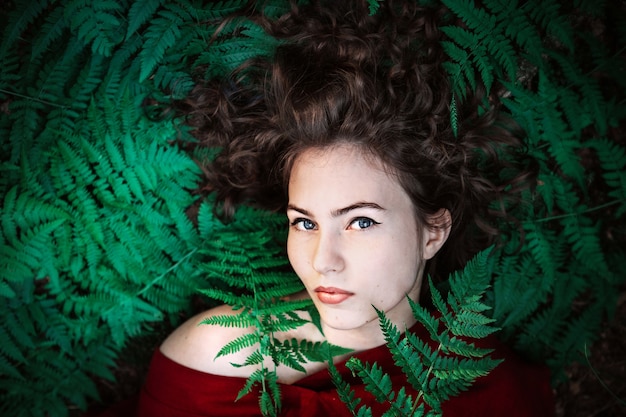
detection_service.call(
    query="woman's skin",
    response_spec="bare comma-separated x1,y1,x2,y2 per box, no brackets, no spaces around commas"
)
160,144,450,384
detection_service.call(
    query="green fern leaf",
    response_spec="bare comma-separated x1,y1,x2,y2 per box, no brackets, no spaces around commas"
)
151,64,195,99
484,0,543,62
588,138,626,216
215,332,260,359
408,299,441,341
201,312,256,329
235,368,281,416
367,0,382,15
484,32,516,81
523,221,561,282
0,323,27,364
547,50,607,135
440,335,494,358
527,0,575,52
0,0,50,56
552,300,605,366
68,55,105,110
139,9,186,82
0,50,21,98
126,0,163,39
259,373,281,417
443,0,496,35
562,215,609,276
346,359,396,404
30,4,68,61
376,308,428,390
493,255,550,330
69,1,125,57
328,358,370,417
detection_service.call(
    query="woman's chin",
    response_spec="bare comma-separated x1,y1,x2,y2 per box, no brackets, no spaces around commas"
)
319,313,381,338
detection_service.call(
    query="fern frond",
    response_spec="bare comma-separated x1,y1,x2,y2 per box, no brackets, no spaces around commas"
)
0,0,50,56
377,308,428,390
346,359,405,409
328,358,371,417
67,0,125,57
439,335,494,358
258,369,282,417
523,221,562,282
98,36,144,103
215,332,260,359
126,0,164,39
483,0,543,63
198,288,254,307
30,4,69,61
200,312,254,329
68,56,105,111
151,64,195,99
562,215,609,276
443,0,496,35
526,0,575,52
191,17,281,80
235,368,281,416
0,52,21,101
493,255,550,331
409,298,441,341
0,322,28,365
551,299,606,368
251,281,306,300
588,138,626,216
283,339,352,364
138,8,188,82
252,298,312,317
547,50,607,135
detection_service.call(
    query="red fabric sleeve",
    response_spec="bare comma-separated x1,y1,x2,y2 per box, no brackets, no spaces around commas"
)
137,349,262,417
132,330,554,417
441,340,555,417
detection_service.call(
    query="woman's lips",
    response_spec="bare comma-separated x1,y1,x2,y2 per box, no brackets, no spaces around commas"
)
314,286,354,305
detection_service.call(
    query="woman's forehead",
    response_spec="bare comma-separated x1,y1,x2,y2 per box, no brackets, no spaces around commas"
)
287,144,409,207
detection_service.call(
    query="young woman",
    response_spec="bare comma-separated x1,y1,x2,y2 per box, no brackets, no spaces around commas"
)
136,1,554,415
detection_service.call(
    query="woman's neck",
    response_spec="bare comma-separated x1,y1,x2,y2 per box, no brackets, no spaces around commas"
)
320,298,419,352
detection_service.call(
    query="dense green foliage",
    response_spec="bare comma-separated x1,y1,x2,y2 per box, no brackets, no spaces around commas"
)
0,0,624,416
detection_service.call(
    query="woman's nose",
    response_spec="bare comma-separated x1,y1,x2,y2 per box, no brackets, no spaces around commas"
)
312,230,344,275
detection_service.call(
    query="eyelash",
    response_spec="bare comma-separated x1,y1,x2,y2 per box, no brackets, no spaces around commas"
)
289,217,380,231
290,218,316,231
350,217,380,230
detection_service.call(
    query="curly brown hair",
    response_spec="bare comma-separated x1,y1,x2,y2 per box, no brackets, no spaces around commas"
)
179,0,535,282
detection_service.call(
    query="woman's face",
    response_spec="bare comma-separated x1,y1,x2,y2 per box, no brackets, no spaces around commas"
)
286,144,446,338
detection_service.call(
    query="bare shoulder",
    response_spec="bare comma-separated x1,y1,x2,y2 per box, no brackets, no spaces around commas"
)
159,302,328,383
160,304,257,378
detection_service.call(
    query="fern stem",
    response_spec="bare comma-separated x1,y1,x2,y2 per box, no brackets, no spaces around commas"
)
251,269,279,416
410,341,444,415
584,344,626,406
137,248,198,296
0,88,68,109
530,199,625,223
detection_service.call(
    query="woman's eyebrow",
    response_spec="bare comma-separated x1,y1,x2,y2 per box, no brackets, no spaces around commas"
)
332,202,386,217
287,202,386,217
286,204,310,216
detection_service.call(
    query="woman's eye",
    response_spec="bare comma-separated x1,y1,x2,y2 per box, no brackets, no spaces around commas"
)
350,217,379,230
291,218,316,231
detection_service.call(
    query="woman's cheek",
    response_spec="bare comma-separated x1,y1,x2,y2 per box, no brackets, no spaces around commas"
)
287,237,309,280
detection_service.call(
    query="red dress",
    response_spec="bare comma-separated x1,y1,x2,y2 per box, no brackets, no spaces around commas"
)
134,324,554,417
